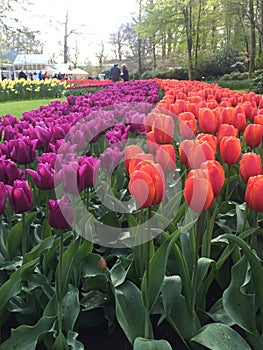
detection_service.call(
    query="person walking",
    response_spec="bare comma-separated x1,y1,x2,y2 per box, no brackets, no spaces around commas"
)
121,64,129,81
110,63,121,82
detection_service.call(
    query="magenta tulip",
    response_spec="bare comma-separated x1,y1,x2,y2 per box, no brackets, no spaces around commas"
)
48,195,73,230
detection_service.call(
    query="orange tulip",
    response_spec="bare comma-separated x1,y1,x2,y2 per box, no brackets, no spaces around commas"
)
156,144,176,173
198,108,218,134
216,123,238,146
152,114,174,144
124,145,144,173
197,133,217,152
146,131,160,153
187,140,215,170
179,139,195,166
184,169,214,212
253,114,263,125
128,161,166,208
244,124,263,148
221,107,236,125
220,136,241,165
144,112,157,132
128,152,154,174
201,160,225,197
239,152,263,182
245,175,263,212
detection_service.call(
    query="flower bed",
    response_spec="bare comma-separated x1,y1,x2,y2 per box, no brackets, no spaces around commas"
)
0,79,262,350
0,78,67,102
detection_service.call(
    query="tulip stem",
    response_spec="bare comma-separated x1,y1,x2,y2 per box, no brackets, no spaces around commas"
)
57,229,64,334
22,212,27,259
225,164,230,202
250,210,258,249
144,206,152,339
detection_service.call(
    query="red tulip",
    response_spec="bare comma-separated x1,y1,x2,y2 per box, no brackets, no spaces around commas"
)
128,152,154,175
253,114,263,125
221,107,236,125
156,144,176,173
198,108,218,134
233,113,247,132
187,140,215,170
184,169,214,212
201,160,225,197
128,161,165,208
245,175,263,212
196,133,217,153
178,112,198,139
239,152,263,182
146,131,160,153
216,123,238,146
244,124,263,148
220,136,241,165
49,195,73,230
179,139,195,166
124,145,144,173
152,114,174,144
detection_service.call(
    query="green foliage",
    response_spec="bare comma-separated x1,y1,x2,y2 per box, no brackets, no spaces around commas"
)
153,68,188,80
249,72,263,93
64,86,106,96
195,47,241,80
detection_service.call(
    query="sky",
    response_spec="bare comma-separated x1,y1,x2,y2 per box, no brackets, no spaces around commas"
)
20,0,138,65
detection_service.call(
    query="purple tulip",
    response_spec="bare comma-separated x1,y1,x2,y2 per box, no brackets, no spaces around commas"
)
48,195,73,230
100,147,122,173
7,180,33,213
6,137,38,165
0,158,25,185
37,152,57,168
0,182,6,214
78,156,101,187
26,163,55,190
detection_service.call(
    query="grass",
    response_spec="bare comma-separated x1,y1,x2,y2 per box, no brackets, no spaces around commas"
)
0,97,67,119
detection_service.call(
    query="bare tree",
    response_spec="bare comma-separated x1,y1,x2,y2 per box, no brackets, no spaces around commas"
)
63,9,85,63
95,41,107,67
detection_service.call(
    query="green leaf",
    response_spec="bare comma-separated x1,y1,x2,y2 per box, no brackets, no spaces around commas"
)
81,253,107,278
62,285,80,332
223,255,257,334
190,323,252,350
134,337,173,350
195,257,215,296
6,211,38,259
161,276,200,340
53,330,70,350
0,315,56,350
23,236,55,264
66,331,84,350
56,236,92,298
0,258,39,321
110,258,129,287
115,280,149,344
207,299,235,326
141,228,182,312
219,234,263,316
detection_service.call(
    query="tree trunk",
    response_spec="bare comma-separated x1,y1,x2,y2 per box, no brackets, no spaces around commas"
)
248,0,256,78
64,10,69,64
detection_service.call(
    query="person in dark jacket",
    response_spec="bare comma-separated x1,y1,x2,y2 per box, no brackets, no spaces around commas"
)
121,64,129,81
110,63,121,82
18,70,27,80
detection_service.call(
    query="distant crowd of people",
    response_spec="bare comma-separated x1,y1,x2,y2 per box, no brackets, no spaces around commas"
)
110,63,129,82
17,70,66,81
